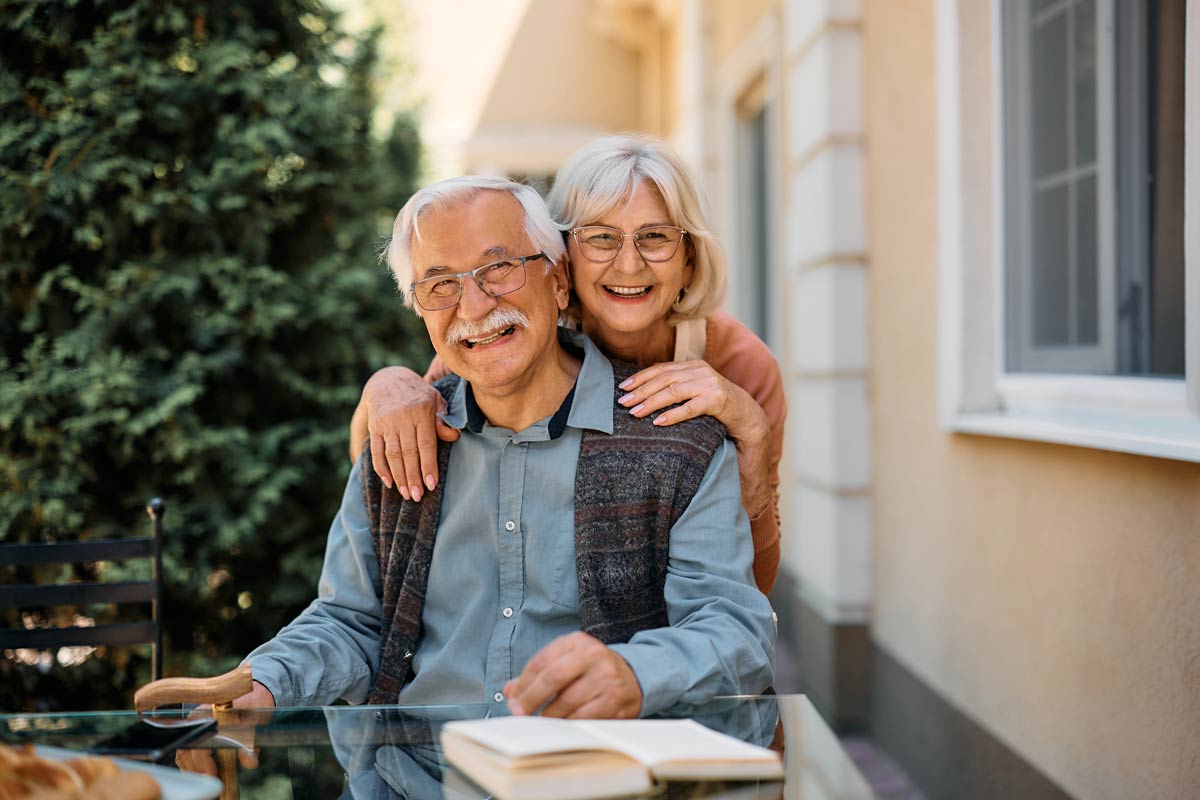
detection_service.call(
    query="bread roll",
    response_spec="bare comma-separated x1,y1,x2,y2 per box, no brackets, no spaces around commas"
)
0,744,161,799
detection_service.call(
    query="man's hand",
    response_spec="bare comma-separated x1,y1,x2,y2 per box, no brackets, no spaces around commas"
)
230,680,277,710
504,632,643,719
175,681,275,776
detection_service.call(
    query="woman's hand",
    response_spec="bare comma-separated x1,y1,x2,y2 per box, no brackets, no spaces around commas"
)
353,366,460,500
618,361,773,518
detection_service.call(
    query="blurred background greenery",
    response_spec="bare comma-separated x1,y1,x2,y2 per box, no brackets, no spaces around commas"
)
0,0,429,711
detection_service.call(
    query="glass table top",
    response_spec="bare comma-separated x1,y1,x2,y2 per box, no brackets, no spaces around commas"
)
0,694,874,799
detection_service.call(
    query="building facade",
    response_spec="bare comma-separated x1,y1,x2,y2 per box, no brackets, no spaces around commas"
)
398,1,1200,797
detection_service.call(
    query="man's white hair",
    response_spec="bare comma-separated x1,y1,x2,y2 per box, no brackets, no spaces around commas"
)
384,176,566,313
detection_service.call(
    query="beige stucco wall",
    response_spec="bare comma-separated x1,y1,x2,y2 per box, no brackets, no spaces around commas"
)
863,2,1200,798
400,0,641,177
474,0,641,129
711,0,777,64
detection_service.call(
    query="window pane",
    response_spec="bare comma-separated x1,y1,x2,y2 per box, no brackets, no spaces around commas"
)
1033,185,1070,346
1074,0,1097,165
1032,11,1069,177
1076,174,1098,344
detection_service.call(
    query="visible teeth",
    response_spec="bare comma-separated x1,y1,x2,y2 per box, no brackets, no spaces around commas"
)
606,286,652,297
464,325,515,349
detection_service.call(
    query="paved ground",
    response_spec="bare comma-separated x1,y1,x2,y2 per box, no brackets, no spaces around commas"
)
840,736,927,799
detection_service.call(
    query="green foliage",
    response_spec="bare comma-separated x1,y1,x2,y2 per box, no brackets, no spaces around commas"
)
0,0,429,710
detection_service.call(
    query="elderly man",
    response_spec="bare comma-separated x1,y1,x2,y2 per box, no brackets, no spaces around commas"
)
237,177,773,719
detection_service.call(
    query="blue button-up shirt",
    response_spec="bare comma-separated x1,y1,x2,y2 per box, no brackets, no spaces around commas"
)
247,330,774,716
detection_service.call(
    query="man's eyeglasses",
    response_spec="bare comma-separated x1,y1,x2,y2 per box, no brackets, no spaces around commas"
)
409,253,547,311
570,225,688,263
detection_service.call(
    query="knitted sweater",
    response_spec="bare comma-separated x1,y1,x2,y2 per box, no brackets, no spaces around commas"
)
360,360,725,704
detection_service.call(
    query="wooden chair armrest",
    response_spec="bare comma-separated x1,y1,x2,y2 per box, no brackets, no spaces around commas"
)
134,664,253,713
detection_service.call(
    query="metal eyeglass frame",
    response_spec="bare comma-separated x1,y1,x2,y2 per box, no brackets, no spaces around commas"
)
569,225,689,262
409,253,548,311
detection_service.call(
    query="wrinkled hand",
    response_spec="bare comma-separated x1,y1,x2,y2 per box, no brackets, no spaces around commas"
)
618,361,763,435
174,681,274,777
504,632,642,719
363,367,460,500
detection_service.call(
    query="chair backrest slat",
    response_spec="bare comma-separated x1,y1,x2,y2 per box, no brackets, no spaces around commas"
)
0,581,157,609
0,622,159,650
0,538,154,566
2,499,165,685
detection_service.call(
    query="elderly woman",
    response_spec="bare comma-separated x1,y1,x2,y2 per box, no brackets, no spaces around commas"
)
350,134,786,593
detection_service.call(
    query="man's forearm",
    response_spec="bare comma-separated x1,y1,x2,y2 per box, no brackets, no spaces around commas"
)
610,583,774,716
245,598,380,707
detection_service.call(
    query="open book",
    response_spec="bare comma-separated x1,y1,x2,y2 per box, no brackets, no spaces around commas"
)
440,716,784,800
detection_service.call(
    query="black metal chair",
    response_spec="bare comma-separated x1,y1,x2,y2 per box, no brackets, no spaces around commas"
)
0,498,165,680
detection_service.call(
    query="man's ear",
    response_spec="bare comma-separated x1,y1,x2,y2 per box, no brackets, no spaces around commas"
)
552,256,571,311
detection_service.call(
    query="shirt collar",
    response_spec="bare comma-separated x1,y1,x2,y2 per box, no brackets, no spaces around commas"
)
563,328,614,434
438,327,615,438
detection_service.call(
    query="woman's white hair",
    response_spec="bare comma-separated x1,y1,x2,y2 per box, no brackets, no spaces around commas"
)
385,176,566,313
546,133,726,325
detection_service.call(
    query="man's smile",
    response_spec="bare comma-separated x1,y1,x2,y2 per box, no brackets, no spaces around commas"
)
462,325,517,349
445,307,531,350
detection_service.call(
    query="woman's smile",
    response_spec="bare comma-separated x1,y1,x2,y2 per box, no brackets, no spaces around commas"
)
603,284,654,299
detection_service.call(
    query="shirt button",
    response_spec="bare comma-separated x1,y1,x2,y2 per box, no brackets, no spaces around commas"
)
502,607,513,618
493,692,504,703
504,520,516,531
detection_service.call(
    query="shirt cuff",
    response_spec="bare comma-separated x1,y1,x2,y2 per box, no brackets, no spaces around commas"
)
244,657,293,708
609,642,686,718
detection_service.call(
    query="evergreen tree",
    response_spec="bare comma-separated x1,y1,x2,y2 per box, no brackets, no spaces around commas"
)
0,0,429,710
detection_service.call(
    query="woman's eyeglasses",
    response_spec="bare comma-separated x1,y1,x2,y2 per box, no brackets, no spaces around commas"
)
570,225,688,263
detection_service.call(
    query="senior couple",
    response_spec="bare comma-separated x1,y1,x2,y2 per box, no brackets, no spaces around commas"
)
236,134,787,720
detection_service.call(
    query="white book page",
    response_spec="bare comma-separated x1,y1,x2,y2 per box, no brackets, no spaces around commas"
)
443,717,610,759
578,720,776,767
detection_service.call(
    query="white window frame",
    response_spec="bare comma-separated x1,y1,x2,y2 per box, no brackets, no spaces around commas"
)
936,0,1200,463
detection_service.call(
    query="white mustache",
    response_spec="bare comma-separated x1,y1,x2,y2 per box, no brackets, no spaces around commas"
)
445,308,531,345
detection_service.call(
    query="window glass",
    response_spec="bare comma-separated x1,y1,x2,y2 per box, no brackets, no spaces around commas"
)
1032,185,1070,347
1031,12,1068,177
1076,174,1099,344
1074,0,1097,164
